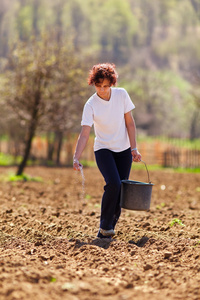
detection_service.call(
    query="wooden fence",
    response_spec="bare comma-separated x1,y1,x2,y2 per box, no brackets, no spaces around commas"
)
163,148,200,168
137,142,200,168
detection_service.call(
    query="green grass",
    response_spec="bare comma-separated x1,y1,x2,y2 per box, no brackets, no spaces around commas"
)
173,167,200,173
0,152,22,165
0,135,9,141
82,160,200,173
80,159,97,167
1,172,43,182
8,173,43,182
132,162,200,173
81,159,200,173
169,218,185,227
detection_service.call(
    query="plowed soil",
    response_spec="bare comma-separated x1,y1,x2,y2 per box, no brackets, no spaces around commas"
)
0,166,200,300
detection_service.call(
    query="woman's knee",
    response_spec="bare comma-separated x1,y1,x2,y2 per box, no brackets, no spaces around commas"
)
104,180,121,193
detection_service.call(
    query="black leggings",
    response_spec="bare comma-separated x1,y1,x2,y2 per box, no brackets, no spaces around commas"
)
95,148,132,230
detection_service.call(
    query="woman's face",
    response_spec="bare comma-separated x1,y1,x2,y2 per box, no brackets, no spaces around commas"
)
95,78,111,100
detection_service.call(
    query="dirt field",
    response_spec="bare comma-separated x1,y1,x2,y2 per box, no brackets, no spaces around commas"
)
0,166,199,300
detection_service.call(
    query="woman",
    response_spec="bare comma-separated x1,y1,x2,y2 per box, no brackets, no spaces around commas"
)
73,63,141,239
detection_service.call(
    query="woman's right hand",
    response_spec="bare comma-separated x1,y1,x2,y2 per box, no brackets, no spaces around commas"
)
73,126,91,171
73,158,83,171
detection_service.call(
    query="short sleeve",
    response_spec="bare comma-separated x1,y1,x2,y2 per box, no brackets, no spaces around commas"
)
123,89,135,113
81,102,94,127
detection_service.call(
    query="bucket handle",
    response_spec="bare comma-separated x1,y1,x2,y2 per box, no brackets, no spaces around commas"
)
140,160,151,183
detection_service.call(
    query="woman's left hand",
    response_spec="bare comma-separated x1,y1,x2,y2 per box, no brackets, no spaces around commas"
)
131,149,142,162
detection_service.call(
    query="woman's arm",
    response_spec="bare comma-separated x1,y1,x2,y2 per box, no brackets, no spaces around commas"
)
73,125,91,170
124,111,141,162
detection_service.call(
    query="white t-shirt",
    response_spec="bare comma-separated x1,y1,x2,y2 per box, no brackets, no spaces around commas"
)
81,87,135,152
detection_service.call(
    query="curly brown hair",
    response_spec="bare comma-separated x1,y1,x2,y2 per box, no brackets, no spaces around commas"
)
87,63,118,86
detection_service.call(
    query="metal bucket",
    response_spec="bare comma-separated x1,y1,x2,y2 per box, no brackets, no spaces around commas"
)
120,161,154,211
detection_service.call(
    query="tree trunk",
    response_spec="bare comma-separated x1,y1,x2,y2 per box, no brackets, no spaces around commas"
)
190,110,199,140
16,123,35,175
46,132,55,163
16,91,40,175
66,132,73,166
56,131,63,165
32,0,40,36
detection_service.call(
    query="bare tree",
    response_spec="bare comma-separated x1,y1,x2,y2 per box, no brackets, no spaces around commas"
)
3,36,88,174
